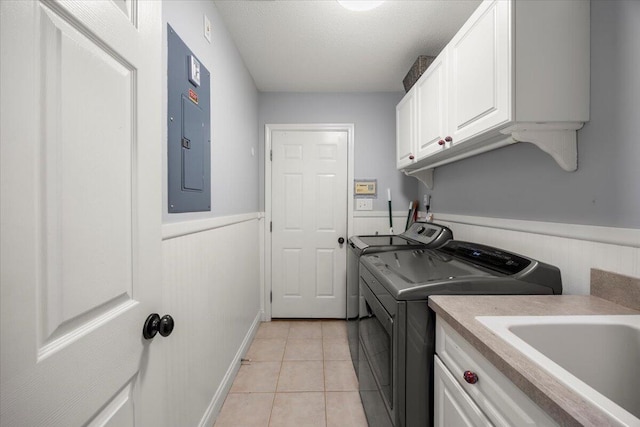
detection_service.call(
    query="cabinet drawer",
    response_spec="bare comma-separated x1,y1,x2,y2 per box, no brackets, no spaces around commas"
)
436,316,558,427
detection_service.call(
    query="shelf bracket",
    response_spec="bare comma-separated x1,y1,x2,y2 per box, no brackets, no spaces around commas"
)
406,168,434,189
511,129,578,172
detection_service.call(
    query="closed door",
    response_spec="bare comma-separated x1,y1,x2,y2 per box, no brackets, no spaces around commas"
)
0,1,165,425
271,129,348,318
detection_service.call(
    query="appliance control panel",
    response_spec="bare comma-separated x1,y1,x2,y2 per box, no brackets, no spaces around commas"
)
439,241,532,275
401,222,453,247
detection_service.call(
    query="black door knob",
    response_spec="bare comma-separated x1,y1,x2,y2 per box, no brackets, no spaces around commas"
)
143,313,161,339
338,237,345,245
143,313,175,339
159,314,175,337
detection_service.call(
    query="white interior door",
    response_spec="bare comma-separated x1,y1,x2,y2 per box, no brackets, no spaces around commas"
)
1,1,164,425
271,129,348,318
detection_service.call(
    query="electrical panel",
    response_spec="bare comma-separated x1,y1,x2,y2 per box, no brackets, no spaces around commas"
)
167,24,211,213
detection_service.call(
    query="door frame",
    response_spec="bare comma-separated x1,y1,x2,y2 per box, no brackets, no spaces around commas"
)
263,124,354,321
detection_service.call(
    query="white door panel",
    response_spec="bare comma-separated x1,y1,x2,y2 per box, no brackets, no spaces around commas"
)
1,1,164,425
448,0,511,144
396,90,416,168
416,52,447,158
271,130,348,318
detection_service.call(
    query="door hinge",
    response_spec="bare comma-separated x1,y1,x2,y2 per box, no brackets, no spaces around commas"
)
270,221,272,232
270,291,272,303
270,149,272,161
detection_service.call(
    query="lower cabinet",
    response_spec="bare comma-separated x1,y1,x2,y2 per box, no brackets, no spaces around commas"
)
434,315,558,427
434,356,492,427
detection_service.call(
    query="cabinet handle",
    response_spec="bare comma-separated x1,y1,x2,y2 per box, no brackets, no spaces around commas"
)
409,154,415,160
463,370,478,384
445,136,453,143
438,139,445,146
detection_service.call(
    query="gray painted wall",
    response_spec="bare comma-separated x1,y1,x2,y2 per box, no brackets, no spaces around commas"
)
162,0,259,222
419,0,640,229
258,92,416,212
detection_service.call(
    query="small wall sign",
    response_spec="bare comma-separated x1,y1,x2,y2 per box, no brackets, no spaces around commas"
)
354,179,377,198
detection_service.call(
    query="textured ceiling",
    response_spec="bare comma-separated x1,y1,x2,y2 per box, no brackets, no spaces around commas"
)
213,0,482,92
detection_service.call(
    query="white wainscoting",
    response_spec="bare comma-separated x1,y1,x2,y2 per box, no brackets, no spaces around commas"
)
432,213,640,295
162,214,262,427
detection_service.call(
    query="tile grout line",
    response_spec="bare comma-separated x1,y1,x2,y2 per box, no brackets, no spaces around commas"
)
267,322,289,426
322,321,328,427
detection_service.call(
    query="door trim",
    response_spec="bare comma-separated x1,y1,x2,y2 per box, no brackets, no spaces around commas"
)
263,124,354,321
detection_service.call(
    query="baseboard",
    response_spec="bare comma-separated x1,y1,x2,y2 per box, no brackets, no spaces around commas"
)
198,310,262,427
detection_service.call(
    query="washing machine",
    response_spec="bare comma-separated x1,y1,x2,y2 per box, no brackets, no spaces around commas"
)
358,240,562,427
347,222,453,376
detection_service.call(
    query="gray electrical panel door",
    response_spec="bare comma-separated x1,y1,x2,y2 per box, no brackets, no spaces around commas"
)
167,24,211,213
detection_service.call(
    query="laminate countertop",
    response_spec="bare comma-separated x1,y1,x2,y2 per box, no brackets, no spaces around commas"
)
428,295,639,427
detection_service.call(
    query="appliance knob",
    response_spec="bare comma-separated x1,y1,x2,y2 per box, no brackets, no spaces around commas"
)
438,139,445,146
463,370,478,384
409,154,415,160
445,136,453,143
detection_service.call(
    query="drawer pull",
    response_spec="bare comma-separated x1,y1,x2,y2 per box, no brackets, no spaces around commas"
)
463,370,478,384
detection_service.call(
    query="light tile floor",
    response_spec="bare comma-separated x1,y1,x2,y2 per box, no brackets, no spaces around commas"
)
214,320,368,427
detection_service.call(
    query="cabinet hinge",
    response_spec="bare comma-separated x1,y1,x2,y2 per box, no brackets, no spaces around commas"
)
270,291,272,303
270,221,272,232
270,149,273,161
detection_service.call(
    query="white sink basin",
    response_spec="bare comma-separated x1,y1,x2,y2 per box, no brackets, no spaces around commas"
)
476,315,640,426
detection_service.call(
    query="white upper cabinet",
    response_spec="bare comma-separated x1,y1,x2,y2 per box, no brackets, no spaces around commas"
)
448,0,510,145
397,0,590,189
396,87,416,168
416,51,448,159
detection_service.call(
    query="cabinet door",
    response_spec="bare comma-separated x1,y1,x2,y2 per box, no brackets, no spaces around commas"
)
396,89,416,168
416,52,448,159
448,0,511,145
434,357,493,427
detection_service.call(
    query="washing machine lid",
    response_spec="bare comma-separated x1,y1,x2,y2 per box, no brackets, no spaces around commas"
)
372,249,490,283
361,241,556,300
351,235,418,248
349,221,453,252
